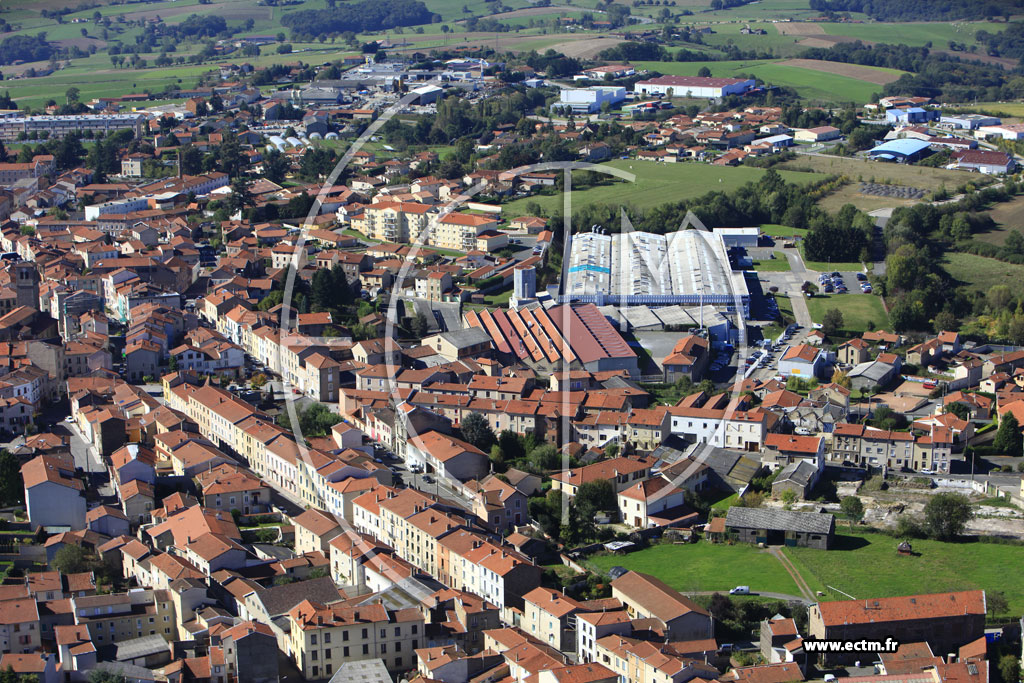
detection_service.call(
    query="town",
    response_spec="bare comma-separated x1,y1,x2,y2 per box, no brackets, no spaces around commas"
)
1,1,1024,682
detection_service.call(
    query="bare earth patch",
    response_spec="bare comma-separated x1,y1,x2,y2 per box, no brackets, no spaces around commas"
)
778,58,903,85
797,35,869,48
774,22,825,36
52,37,108,50
545,36,625,58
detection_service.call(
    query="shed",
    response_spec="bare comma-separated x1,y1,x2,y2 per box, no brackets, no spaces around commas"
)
724,506,835,549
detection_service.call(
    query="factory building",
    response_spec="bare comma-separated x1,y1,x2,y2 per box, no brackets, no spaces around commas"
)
561,229,749,317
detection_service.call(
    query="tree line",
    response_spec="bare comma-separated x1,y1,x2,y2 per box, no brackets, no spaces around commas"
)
808,0,1020,22
0,34,52,66
280,0,438,38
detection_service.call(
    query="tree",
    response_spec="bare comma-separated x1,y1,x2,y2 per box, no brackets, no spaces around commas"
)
999,655,1020,683
227,176,254,214
0,450,20,505
497,430,525,464
945,401,971,421
922,492,973,541
65,86,80,104
830,368,851,389
168,354,179,372
575,479,616,517
460,412,496,453
697,66,712,77
822,307,844,335
53,545,94,574
988,590,1009,618
410,312,429,338
0,667,17,683
994,412,1023,457
840,495,864,526
263,147,288,183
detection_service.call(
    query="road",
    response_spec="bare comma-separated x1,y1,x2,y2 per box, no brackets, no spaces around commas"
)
59,421,116,499
683,590,812,605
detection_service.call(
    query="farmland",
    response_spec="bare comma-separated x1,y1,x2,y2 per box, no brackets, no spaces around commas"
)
501,160,819,217
784,529,1024,615
632,59,902,104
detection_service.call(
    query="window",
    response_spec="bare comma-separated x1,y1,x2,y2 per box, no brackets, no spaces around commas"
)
311,635,318,645
344,647,350,657
362,645,369,655
381,644,387,654
362,629,368,639
324,633,331,644
395,642,401,652
396,657,403,667
412,625,418,634
325,649,332,660
343,631,349,642
312,666,319,678
380,629,386,639
312,651,318,661
394,626,401,637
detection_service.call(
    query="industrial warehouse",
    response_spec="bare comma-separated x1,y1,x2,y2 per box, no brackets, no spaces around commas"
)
561,228,750,316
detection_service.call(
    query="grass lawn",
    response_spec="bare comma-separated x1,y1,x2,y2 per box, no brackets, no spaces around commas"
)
588,542,808,596
975,195,1024,246
947,102,1024,119
484,288,513,306
941,252,1024,293
775,294,796,325
502,161,818,217
784,528,1024,615
710,492,740,512
752,252,791,272
631,59,898,105
761,224,805,238
806,294,890,334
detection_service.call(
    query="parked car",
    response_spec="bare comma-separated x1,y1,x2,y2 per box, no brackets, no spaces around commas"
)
856,272,867,281
729,586,750,595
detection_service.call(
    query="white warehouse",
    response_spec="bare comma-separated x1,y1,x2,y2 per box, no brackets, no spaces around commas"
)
561,228,750,316
557,86,626,114
633,75,755,99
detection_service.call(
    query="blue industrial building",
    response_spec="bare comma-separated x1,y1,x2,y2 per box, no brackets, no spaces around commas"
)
886,107,939,124
867,138,934,163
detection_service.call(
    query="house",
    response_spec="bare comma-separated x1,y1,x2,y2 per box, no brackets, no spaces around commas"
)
808,591,985,664
770,460,821,500
610,571,713,641
551,456,657,497
761,434,824,469
406,431,488,482
662,335,710,383
778,344,828,379
837,338,870,366
724,507,835,549
21,454,86,530
848,359,900,391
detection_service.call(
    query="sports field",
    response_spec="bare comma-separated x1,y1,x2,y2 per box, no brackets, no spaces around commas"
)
632,59,903,104
501,160,819,217
785,529,1024,615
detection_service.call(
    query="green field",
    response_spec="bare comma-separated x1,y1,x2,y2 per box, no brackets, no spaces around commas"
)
502,160,818,217
785,529,1024,615
820,21,1008,49
588,542,814,596
806,293,890,333
752,252,792,272
761,224,806,238
632,59,901,104
941,252,1024,293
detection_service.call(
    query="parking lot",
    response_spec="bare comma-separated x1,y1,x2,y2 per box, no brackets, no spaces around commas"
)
816,269,872,295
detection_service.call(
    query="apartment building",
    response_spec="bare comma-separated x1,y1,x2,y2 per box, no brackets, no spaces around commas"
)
286,599,425,679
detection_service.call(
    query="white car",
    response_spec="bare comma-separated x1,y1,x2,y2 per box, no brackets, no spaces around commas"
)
64,416,75,423
812,323,823,329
